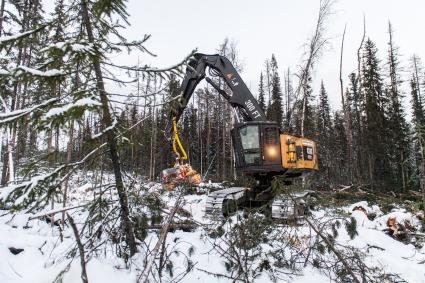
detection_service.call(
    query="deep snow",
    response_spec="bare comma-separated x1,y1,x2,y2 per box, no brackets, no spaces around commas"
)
0,180,424,283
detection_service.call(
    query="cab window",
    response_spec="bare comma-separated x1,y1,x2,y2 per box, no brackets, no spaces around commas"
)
240,126,259,149
240,125,260,165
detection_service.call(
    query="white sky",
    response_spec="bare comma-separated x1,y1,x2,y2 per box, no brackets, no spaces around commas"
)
117,0,425,111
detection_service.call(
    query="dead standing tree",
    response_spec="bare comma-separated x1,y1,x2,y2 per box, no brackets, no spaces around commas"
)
296,0,335,137
339,25,357,183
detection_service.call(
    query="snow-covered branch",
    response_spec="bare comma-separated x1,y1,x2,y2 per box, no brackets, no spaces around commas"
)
16,66,63,77
39,41,96,56
42,97,101,120
102,49,196,77
91,118,117,140
0,98,59,125
0,165,67,208
0,25,47,46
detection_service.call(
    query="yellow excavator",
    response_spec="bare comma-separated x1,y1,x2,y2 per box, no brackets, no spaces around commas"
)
162,53,318,218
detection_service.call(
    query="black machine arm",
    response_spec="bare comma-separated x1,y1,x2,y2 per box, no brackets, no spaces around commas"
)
167,53,266,134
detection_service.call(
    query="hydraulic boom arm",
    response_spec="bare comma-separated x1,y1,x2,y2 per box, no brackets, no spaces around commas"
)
167,53,266,135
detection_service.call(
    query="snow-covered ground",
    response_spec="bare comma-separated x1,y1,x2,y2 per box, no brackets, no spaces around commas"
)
1,179,424,283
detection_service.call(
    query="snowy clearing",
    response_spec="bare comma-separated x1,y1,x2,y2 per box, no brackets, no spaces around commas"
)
0,177,424,283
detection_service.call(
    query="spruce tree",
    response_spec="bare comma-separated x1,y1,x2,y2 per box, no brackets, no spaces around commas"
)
266,54,283,126
409,56,425,193
385,23,409,190
258,72,266,113
346,73,362,178
410,76,425,188
411,77,425,126
316,81,332,183
361,38,391,187
332,111,348,184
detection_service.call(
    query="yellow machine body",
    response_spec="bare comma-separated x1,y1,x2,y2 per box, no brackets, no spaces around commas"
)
280,134,318,172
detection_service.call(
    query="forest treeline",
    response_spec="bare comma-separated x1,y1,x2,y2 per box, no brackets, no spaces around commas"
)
0,0,424,200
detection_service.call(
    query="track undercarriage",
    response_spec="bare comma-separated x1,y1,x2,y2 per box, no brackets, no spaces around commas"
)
205,175,314,220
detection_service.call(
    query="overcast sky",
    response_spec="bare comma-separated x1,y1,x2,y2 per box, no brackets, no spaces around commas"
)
117,0,424,111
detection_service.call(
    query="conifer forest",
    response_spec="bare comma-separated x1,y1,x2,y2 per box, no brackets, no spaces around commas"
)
0,0,424,282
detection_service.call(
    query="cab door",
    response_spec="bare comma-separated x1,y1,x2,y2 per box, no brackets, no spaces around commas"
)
261,125,282,166
231,122,282,170
238,124,261,166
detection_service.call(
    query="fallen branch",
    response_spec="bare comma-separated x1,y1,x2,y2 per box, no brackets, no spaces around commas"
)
366,244,385,252
303,216,361,283
284,186,362,283
138,188,185,283
29,203,88,220
338,185,352,192
67,213,88,283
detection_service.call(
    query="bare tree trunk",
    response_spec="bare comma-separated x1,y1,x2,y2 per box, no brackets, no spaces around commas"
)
206,92,211,178
149,108,154,180
222,107,226,179
401,149,406,191
285,68,291,130
7,128,14,184
199,104,203,177
1,138,9,185
301,91,307,137
368,155,373,182
62,121,74,228
16,94,27,169
418,136,425,214
265,60,271,108
412,55,422,105
0,0,5,36
55,126,60,162
80,0,136,256
149,104,157,181
356,15,366,181
47,130,54,165
339,25,355,182
356,15,366,95
216,101,221,180
152,109,157,178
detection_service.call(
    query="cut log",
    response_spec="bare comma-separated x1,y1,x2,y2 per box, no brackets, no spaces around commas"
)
147,223,197,232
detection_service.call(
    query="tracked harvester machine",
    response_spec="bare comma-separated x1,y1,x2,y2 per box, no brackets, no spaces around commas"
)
163,53,318,219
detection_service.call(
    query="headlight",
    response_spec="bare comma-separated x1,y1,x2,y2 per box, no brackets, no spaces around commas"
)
266,146,278,158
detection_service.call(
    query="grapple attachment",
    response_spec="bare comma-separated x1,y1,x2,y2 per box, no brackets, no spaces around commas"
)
161,164,201,190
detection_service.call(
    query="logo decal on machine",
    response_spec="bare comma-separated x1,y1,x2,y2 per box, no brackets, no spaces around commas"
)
226,73,239,87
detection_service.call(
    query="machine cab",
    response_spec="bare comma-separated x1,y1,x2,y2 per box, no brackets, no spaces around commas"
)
231,121,283,173
231,121,318,176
